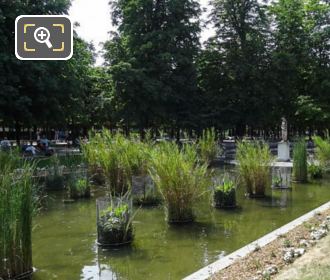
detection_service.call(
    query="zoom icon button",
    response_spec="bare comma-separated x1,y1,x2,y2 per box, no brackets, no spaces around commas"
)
15,15,73,60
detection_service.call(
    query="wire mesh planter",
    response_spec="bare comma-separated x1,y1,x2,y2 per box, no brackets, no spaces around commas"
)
132,175,161,206
96,196,134,247
212,175,237,209
44,165,65,190
213,188,237,209
166,203,195,224
272,167,291,189
67,169,90,199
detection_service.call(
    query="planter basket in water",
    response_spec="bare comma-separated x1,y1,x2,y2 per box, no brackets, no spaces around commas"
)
272,167,291,189
213,188,237,209
96,197,133,247
166,203,195,223
132,175,161,206
67,170,91,199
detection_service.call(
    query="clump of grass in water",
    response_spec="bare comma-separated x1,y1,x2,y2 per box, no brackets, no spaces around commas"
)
313,136,330,172
82,131,131,194
236,141,273,197
198,128,220,164
292,139,308,183
0,151,36,279
45,154,65,190
150,142,209,223
82,130,154,196
68,176,90,199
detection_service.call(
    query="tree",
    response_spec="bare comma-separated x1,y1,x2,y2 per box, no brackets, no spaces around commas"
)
198,0,271,135
0,1,96,141
104,0,201,136
269,0,330,132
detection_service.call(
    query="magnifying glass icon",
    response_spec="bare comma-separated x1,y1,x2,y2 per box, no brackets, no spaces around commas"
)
34,27,53,49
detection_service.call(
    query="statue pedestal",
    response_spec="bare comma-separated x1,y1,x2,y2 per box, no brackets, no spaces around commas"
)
277,142,290,162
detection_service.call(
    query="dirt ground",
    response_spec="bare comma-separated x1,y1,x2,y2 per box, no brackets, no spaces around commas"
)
274,233,330,280
212,210,330,280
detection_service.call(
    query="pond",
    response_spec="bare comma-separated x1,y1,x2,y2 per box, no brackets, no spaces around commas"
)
32,167,330,280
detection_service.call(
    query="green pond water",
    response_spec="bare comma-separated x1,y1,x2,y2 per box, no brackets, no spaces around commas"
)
32,167,330,280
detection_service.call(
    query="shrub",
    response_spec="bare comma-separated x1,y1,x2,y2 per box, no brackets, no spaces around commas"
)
150,142,209,223
292,139,308,183
236,141,273,197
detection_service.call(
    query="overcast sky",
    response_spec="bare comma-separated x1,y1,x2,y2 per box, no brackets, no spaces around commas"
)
69,0,215,65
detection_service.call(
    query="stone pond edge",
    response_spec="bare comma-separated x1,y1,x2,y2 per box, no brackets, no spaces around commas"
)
182,200,330,280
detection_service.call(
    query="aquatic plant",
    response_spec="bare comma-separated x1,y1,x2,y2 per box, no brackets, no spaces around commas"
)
236,141,273,197
45,154,65,190
97,195,136,246
313,136,330,171
150,142,209,223
213,176,237,208
68,176,90,199
272,175,283,188
308,163,323,179
198,128,220,164
82,130,154,195
0,154,36,279
292,139,308,183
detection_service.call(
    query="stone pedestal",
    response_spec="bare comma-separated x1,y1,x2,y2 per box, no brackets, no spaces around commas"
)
277,141,290,162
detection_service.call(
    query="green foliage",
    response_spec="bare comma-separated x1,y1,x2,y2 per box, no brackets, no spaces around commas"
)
198,128,220,164
97,196,135,245
292,139,308,183
82,130,153,194
132,176,161,206
313,136,330,171
105,0,201,130
0,2,101,137
0,155,36,279
1,0,330,140
150,142,209,223
236,141,273,197
308,163,323,179
272,176,283,188
45,155,65,190
213,175,236,208
68,177,90,199
215,177,235,193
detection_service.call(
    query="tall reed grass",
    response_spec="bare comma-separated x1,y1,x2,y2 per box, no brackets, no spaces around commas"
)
198,128,220,164
0,151,35,279
313,136,330,171
236,141,273,197
150,142,209,223
82,130,153,195
292,139,308,183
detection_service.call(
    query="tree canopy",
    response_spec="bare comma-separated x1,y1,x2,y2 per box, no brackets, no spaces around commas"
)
0,0,329,140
